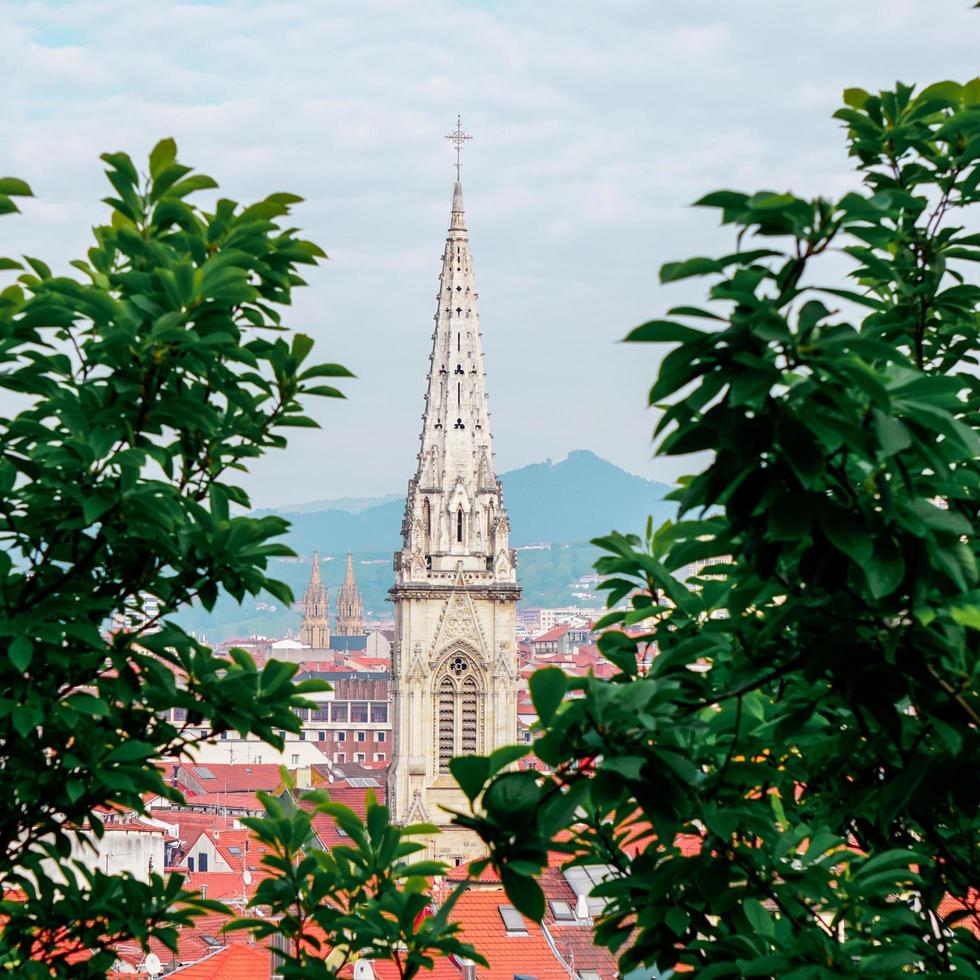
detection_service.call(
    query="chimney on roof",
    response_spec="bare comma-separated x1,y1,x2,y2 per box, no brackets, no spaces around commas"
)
575,893,591,922
460,958,477,980
352,961,375,980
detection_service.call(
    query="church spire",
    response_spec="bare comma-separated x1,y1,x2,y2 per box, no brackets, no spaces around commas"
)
394,174,515,585
335,550,364,637
388,157,520,850
300,550,330,649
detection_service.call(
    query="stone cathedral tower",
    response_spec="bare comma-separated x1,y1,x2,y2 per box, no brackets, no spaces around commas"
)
300,550,330,650
388,174,520,860
335,551,364,636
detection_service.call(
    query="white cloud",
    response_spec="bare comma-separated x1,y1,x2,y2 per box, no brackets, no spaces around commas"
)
0,0,977,510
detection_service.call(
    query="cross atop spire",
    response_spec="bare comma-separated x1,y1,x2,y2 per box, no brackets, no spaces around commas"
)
445,114,473,180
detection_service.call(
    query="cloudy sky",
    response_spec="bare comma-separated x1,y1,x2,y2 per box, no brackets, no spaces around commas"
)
2,0,977,507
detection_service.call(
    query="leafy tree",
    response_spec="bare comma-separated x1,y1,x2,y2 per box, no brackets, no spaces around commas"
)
228,783,485,979
0,142,353,976
454,80,980,977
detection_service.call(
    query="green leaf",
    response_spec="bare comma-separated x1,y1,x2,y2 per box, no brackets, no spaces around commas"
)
872,410,911,457
820,505,872,564
449,755,490,804
500,865,545,921
0,177,33,197
488,744,528,776
8,637,33,672
529,667,567,723
950,591,980,631
660,257,721,283
149,138,177,179
865,543,905,599
624,320,705,344
842,87,870,108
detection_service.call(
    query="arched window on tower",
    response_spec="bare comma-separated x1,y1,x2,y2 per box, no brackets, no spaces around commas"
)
456,508,463,544
461,676,478,755
423,498,431,553
437,676,455,774
434,653,483,772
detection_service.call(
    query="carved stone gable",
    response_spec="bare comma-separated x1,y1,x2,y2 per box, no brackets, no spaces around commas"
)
429,590,488,663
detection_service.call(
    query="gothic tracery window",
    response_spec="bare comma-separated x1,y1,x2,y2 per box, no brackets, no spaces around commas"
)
434,653,483,773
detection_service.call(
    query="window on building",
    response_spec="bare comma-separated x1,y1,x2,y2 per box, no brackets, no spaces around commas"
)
318,731,326,742
350,702,368,723
337,732,346,743
437,675,455,774
461,676,478,755
498,906,527,935
220,731,228,740
370,703,388,723
355,752,365,763
374,753,386,762
376,731,386,742
562,865,613,917
291,754,299,766
356,731,366,742
294,708,308,721
330,703,349,722
434,652,483,772
299,731,305,741
456,508,463,543
311,707,330,722
187,857,195,872
550,900,575,922
335,753,346,763
198,853,208,873
174,707,187,722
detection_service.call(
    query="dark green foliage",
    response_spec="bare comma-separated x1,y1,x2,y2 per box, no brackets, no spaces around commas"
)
227,784,485,979
0,141,351,975
454,81,980,976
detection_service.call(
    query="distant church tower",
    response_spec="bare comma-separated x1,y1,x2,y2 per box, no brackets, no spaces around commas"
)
335,551,364,636
300,550,330,649
388,151,520,860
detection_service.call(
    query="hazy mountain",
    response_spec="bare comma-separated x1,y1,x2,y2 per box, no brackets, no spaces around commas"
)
272,493,402,515
269,450,674,555
177,452,675,642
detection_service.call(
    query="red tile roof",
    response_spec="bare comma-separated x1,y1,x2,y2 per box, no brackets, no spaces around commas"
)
179,764,284,795
151,809,238,849
531,624,572,644
169,944,270,977
304,780,387,849
174,870,268,902
112,911,254,970
938,889,980,938
180,792,264,812
448,886,570,979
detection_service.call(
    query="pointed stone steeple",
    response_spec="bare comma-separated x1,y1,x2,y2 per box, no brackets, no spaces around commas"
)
300,550,330,649
335,550,364,636
389,170,520,861
395,178,516,585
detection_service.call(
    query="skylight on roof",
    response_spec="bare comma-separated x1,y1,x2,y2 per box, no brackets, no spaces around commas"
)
227,846,242,855
550,899,574,922
348,777,380,788
498,905,527,935
192,766,215,780
562,865,612,916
